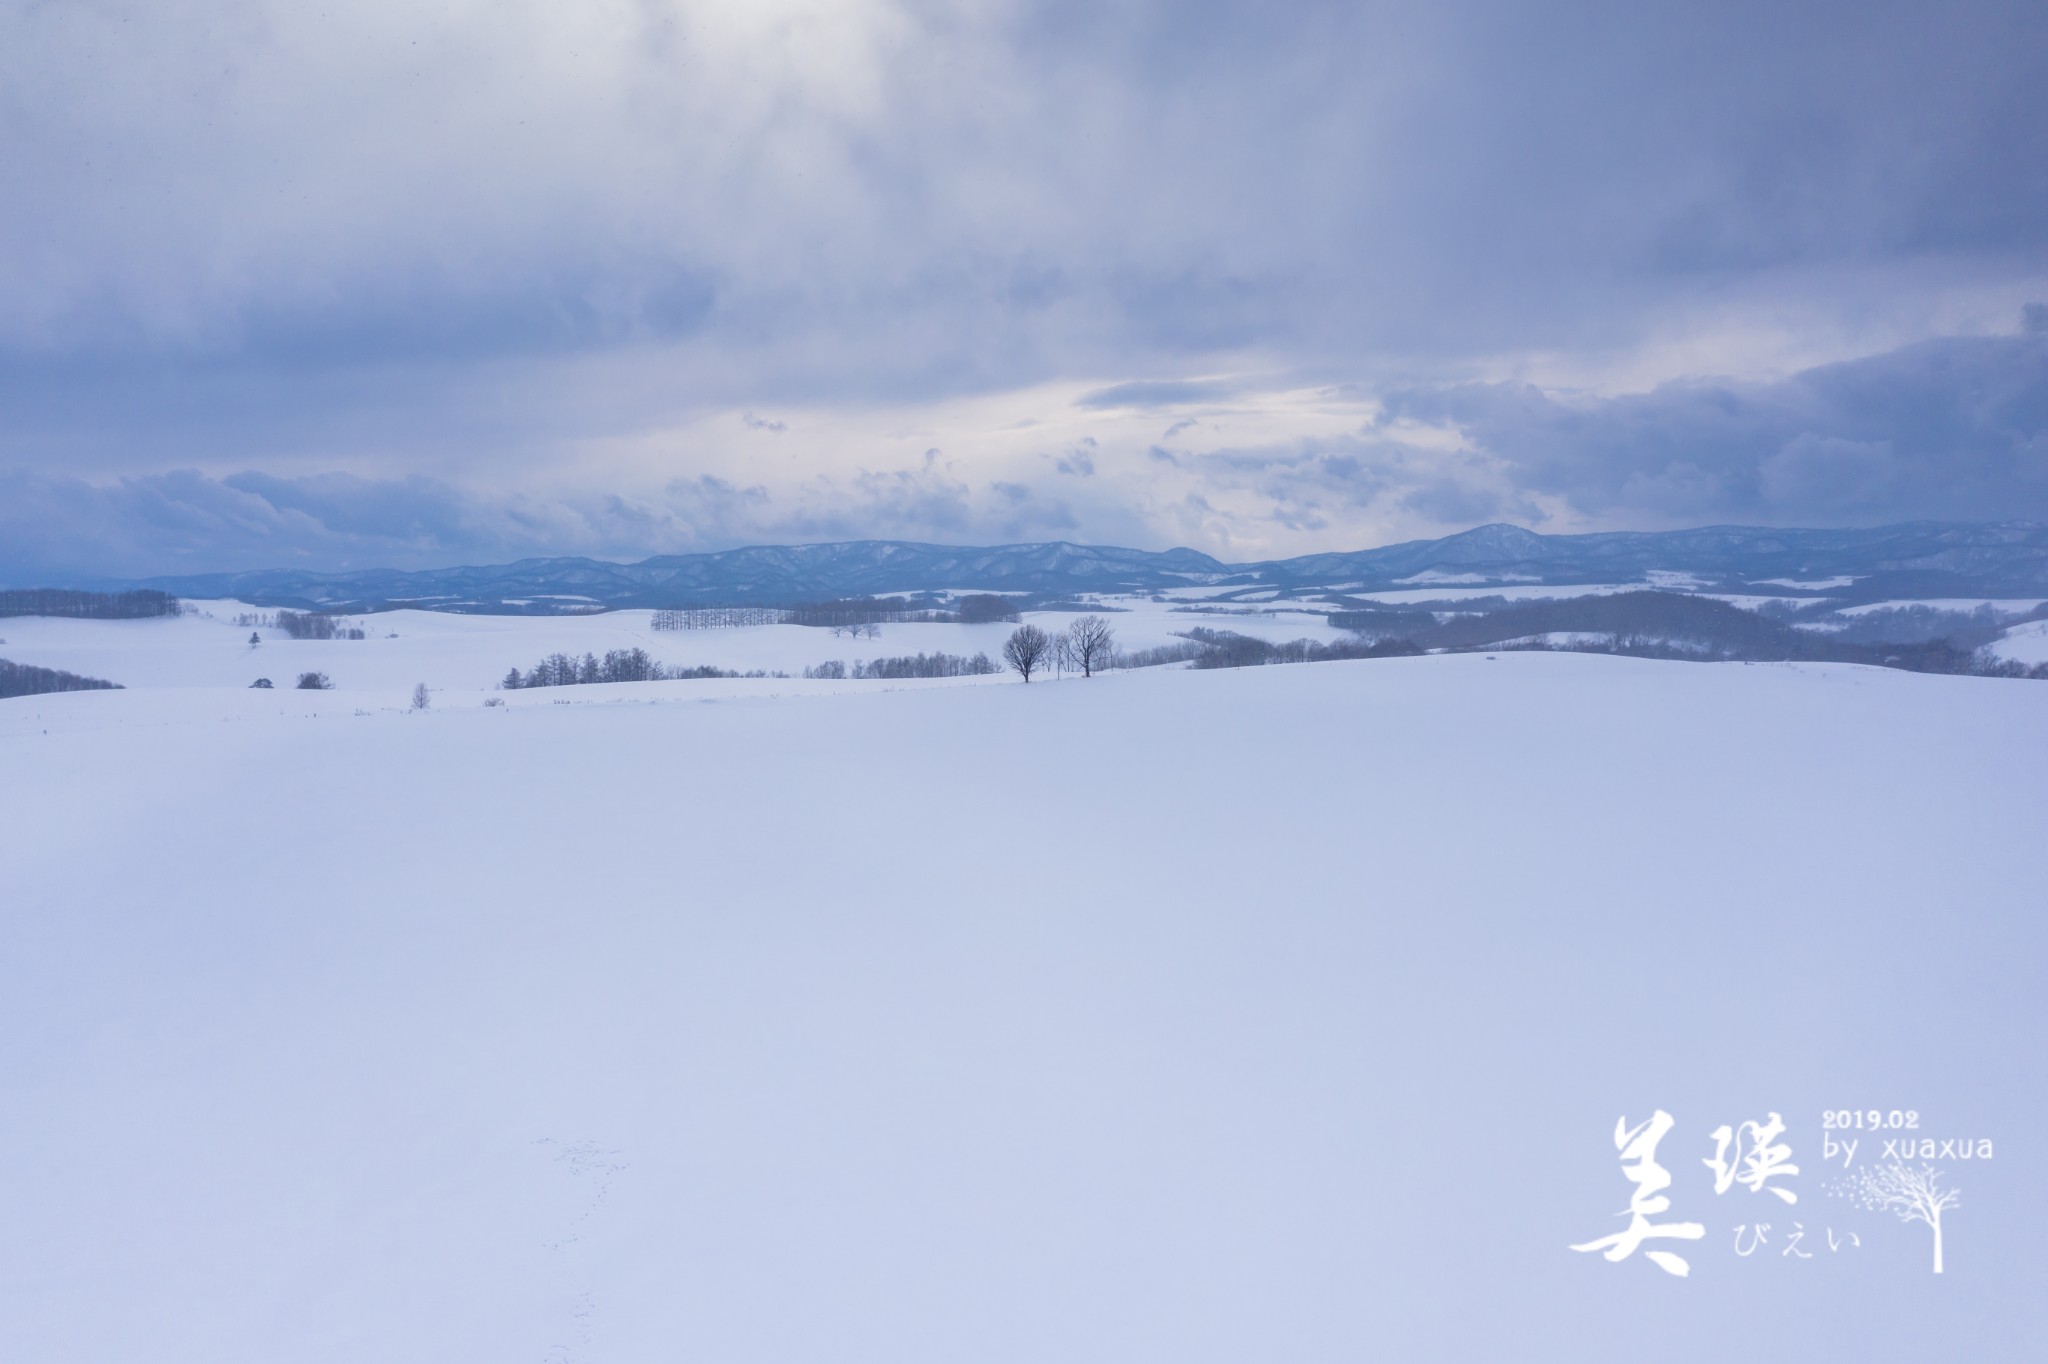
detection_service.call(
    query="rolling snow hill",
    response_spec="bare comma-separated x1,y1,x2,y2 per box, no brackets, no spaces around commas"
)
3,631,2044,1361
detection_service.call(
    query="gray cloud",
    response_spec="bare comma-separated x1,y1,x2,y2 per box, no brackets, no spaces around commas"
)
4,321,2041,584
6,3,2043,395
0,464,1101,583
2,2,2045,571
1077,380,1238,410
1384,325,2048,524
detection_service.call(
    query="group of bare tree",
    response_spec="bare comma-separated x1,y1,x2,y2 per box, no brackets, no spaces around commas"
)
1004,616,1116,682
506,649,676,688
804,652,1000,680
650,608,786,630
237,609,366,640
502,648,787,689
785,599,950,628
272,610,366,641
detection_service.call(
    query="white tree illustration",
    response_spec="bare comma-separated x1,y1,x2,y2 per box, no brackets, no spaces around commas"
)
1835,1163,1960,1273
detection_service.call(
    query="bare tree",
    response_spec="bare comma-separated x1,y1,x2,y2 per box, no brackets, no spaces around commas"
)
1004,624,1051,682
411,682,431,711
1836,1163,1960,1273
295,671,332,690
1065,615,1115,677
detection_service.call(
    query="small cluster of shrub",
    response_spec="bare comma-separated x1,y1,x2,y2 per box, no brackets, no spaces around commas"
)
803,651,1001,679
247,673,333,689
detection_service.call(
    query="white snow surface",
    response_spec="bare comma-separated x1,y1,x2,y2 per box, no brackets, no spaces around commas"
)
1988,617,2048,664
4,622,2046,1361
1835,598,2047,617
1755,576,1858,589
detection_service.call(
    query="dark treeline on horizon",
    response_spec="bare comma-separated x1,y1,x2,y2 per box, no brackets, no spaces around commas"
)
0,589,179,620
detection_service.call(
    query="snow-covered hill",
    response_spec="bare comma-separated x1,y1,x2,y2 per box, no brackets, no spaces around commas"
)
3,640,2043,1361
60,519,2048,610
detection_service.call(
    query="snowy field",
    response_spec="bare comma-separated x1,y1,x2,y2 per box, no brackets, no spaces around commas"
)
0,598,1351,696
4,618,2046,1361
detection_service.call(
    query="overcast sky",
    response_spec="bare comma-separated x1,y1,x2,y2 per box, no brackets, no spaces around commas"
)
4,0,2046,578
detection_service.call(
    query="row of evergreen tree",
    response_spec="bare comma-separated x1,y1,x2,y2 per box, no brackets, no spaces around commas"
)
0,589,179,620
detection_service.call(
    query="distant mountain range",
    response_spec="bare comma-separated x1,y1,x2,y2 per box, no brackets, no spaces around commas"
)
108,521,2048,611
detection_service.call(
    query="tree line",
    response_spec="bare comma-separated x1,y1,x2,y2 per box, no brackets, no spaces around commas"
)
0,589,180,620
1179,628,1425,669
501,649,786,688
650,608,786,630
273,610,366,640
0,658,122,698
803,652,1001,679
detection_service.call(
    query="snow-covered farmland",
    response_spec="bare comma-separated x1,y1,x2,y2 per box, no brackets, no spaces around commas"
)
3,619,2045,1361
0,598,1356,695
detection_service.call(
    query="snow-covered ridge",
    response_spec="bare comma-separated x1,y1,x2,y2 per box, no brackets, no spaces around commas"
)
61,520,2048,611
